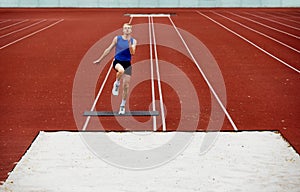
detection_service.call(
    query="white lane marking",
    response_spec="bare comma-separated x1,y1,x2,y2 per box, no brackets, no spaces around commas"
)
196,11,300,74
129,14,171,18
82,64,113,131
228,12,300,39
0,19,64,50
244,12,300,31
148,16,157,131
82,16,134,131
151,17,167,131
214,11,300,54
168,15,239,131
0,19,29,31
0,19,11,24
0,19,46,38
260,12,300,24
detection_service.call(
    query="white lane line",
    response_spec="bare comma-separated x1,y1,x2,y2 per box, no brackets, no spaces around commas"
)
148,16,157,131
82,17,134,131
129,14,171,18
0,19,29,31
244,12,300,31
0,19,64,50
213,11,300,54
82,64,113,131
228,12,300,39
0,19,46,38
151,16,167,132
196,11,300,74
128,16,133,24
168,16,239,132
0,19,11,24
260,12,300,24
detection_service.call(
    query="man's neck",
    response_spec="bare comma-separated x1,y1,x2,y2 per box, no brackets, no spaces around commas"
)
122,34,131,40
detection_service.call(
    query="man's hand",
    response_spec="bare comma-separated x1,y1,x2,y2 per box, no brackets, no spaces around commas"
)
93,59,101,64
128,39,136,55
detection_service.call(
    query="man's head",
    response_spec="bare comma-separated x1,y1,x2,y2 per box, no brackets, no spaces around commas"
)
123,23,132,35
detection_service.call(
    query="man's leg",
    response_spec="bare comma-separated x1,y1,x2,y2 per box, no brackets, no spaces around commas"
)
115,64,125,81
122,74,131,101
112,64,124,96
119,74,131,114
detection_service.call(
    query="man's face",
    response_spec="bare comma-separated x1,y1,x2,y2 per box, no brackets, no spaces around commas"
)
123,25,132,35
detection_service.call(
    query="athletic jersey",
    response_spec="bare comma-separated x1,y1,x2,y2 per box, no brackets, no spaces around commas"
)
115,35,134,61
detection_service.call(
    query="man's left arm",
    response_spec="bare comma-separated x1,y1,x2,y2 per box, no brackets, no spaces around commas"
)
129,39,137,55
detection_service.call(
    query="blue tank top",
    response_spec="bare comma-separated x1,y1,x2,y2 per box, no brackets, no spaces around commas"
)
115,36,134,61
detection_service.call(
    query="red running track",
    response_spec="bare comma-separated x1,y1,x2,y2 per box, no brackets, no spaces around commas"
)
0,8,299,183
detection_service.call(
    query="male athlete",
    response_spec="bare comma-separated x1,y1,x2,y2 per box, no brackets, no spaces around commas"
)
94,23,137,114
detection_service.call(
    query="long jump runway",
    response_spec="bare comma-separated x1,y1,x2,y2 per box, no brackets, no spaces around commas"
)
0,8,299,190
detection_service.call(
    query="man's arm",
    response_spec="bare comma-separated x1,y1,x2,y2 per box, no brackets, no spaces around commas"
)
129,39,137,55
94,36,117,64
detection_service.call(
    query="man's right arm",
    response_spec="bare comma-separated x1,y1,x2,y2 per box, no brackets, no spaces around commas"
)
94,36,117,64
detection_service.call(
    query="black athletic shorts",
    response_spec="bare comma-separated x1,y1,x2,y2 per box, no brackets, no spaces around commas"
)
113,59,132,76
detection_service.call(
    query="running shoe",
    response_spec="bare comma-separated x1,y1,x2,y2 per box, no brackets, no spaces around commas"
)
119,106,125,115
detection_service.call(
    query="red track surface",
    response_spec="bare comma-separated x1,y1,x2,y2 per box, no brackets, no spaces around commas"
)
0,8,299,183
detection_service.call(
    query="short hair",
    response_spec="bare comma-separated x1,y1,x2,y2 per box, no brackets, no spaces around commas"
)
123,23,132,28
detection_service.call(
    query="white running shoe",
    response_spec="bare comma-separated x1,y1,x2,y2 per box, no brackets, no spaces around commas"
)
119,106,125,115
112,81,119,96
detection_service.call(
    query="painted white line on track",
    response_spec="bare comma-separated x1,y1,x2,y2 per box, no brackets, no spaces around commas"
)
0,19,64,50
244,12,300,31
151,17,167,132
197,11,300,74
228,12,300,39
214,11,300,54
260,12,300,24
168,16,239,131
0,19,29,31
128,16,133,24
0,19,46,38
0,19,11,24
148,16,157,131
82,64,113,131
82,16,134,131
129,14,171,18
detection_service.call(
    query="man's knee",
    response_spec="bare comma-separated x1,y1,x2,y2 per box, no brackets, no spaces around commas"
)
115,64,125,74
123,76,130,89
118,68,125,75
123,81,130,89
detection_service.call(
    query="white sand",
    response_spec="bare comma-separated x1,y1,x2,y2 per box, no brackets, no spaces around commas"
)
1,131,300,192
